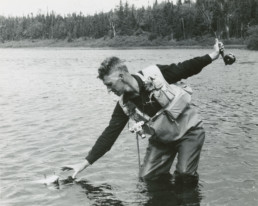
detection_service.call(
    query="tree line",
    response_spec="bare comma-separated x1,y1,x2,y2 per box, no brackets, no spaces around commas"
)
0,0,257,42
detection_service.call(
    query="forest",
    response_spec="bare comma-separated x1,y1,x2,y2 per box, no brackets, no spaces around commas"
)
0,0,258,49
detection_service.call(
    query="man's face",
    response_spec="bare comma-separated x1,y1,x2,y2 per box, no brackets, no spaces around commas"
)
103,71,126,96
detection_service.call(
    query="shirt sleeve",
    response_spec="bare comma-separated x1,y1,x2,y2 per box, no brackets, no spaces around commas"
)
85,102,129,164
157,54,212,84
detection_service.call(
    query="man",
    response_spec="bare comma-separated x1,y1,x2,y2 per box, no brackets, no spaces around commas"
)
62,39,223,185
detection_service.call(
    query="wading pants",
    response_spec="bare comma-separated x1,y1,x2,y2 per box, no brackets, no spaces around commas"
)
139,126,205,183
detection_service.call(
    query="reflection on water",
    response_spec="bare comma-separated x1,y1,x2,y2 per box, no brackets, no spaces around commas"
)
78,180,124,206
0,48,257,206
46,175,202,206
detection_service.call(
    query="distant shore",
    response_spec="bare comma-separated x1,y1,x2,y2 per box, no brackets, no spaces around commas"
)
0,36,247,49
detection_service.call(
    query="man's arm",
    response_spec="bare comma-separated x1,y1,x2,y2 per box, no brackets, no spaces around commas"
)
157,54,212,84
158,39,222,84
86,102,129,164
62,102,129,178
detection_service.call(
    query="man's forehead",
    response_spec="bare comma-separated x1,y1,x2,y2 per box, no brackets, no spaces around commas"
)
103,76,111,85
103,71,119,81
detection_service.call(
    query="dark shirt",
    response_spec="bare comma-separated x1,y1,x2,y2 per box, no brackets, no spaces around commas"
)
124,74,163,117
86,54,212,164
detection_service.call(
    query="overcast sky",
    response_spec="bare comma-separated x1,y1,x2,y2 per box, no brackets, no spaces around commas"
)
0,0,178,17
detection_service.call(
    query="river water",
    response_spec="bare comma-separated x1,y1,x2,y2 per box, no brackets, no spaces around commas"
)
0,48,257,206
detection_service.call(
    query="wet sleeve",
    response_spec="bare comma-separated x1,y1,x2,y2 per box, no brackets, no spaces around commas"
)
85,102,129,164
157,54,212,84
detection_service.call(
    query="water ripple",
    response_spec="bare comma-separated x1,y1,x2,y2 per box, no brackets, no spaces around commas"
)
0,48,257,206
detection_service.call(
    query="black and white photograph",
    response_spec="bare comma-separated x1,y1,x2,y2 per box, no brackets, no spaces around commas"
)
0,0,257,205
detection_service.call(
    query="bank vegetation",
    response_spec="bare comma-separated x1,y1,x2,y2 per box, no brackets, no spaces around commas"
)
0,0,258,50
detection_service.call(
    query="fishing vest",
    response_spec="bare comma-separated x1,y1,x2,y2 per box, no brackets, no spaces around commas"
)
119,65,202,143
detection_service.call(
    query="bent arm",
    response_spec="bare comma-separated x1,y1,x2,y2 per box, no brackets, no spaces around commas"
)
157,54,212,84
85,102,129,164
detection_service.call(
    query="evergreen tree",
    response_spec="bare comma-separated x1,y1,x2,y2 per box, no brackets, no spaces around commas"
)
0,0,257,43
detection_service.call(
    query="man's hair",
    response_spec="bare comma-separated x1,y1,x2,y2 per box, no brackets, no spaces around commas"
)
98,56,128,80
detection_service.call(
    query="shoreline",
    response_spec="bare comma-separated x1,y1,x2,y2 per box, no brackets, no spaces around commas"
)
0,38,247,50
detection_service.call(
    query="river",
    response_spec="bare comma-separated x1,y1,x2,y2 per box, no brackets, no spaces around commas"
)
0,48,257,206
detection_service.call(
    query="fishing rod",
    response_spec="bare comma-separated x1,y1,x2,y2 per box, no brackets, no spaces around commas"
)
197,5,236,65
136,133,141,174
129,121,146,175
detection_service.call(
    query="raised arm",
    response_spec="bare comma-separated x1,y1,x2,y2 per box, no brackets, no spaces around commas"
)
157,39,222,84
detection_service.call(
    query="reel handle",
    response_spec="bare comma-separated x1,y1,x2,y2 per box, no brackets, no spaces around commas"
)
219,44,236,65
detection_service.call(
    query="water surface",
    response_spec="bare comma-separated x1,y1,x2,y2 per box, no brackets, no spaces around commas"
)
0,48,257,206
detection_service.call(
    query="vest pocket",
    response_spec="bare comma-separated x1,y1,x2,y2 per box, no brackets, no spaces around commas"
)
164,91,191,120
148,112,180,143
153,85,175,107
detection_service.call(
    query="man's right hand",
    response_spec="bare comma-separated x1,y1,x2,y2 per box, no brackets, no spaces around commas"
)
61,159,90,179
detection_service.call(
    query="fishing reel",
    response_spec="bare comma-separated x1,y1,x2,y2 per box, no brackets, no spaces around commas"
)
129,121,146,138
219,44,236,65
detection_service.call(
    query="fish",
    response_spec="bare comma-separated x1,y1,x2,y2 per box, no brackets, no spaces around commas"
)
36,174,75,188
37,174,60,186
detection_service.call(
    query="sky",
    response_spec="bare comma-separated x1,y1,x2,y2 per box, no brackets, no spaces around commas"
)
0,0,178,17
